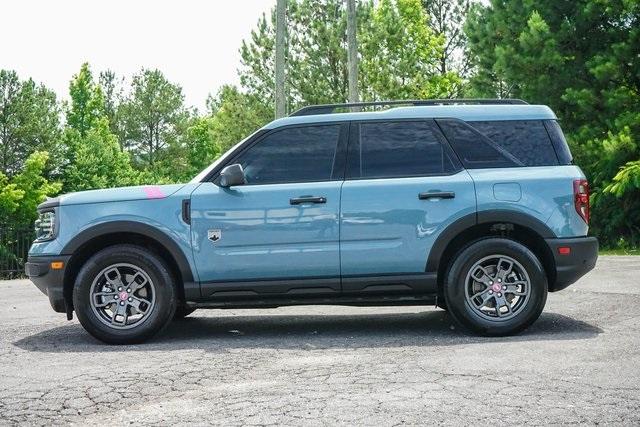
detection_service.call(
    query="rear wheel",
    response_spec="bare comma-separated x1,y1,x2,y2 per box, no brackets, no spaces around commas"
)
73,245,177,344
444,238,547,336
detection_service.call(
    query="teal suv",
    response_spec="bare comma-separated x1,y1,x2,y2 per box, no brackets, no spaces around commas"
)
26,100,598,344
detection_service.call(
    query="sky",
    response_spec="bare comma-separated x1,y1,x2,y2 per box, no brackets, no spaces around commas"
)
0,0,276,110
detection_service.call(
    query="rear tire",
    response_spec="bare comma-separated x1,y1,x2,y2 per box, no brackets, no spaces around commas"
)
73,244,177,344
444,238,547,336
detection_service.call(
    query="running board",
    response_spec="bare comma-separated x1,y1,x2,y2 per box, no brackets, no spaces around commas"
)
187,293,437,310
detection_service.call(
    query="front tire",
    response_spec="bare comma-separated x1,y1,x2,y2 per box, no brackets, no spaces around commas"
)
444,238,547,336
73,244,177,344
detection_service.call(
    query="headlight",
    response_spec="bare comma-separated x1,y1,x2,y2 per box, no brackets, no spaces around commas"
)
34,210,56,241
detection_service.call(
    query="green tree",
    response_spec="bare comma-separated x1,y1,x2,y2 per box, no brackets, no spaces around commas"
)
0,70,61,177
0,151,61,225
422,0,470,95
239,0,457,110
119,69,188,167
360,0,460,100
207,85,272,153
63,118,139,192
66,63,105,137
465,0,640,246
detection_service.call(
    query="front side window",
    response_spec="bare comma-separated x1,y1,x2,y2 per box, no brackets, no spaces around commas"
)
354,121,458,179
232,125,340,185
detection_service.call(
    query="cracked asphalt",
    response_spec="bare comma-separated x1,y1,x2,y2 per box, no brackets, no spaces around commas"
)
1,255,639,426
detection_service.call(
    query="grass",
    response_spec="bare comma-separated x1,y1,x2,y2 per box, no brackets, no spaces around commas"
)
599,248,640,256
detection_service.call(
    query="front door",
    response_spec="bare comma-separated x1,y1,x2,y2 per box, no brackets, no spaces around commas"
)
339,120,476,293
190,123,347,298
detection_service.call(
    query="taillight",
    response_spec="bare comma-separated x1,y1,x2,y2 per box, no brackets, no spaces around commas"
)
573,179,590,224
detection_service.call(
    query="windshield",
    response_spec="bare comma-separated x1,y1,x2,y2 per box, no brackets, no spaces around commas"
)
189,131,260,183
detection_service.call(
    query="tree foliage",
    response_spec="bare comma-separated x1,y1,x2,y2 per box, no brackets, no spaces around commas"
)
0,70,60,177
239,0,459,112
0,151,61,225
119,69,189,168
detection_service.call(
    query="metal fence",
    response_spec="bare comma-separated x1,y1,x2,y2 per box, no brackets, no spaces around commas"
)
0,224,34,279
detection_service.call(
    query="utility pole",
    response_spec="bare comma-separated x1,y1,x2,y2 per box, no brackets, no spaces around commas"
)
275,0,287,118
346,0,359,104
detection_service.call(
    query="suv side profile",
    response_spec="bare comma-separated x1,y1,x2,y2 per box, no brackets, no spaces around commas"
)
26,99,598,344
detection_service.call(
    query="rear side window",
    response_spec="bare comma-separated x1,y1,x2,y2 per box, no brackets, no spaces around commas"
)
436,119,521,169
469,120,559,166
544,120,573,165
233,124,340,185
352,121,459,179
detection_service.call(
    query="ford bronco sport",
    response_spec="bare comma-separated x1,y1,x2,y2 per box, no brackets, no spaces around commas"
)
26,99,598,344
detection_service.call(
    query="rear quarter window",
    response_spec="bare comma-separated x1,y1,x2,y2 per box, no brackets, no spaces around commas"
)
437,119,566,168
469,120,559,166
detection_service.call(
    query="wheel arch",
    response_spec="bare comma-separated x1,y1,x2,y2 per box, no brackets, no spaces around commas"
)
61,221,197,313
427,210,557,293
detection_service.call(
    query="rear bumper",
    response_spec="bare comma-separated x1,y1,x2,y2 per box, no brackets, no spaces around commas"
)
545,236,598,292
25,255,70,313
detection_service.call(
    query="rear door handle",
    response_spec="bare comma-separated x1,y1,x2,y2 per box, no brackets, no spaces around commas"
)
290,196,327,205
418,191,455,200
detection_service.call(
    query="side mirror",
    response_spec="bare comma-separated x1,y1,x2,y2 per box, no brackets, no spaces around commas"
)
218,164,247,187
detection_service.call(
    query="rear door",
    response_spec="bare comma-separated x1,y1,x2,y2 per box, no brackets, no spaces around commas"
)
190,123,348,297
339,120,476,293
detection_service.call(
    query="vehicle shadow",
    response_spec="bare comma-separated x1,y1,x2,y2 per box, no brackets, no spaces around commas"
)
13,309,603,353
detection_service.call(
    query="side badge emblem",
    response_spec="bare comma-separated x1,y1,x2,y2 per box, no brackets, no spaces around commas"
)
208,229,222,242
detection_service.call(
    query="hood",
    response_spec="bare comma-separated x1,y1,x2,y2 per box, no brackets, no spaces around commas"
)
53,184,187,207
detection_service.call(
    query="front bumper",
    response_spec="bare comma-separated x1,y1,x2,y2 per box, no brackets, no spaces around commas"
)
25,255,71,313
545,236,598,292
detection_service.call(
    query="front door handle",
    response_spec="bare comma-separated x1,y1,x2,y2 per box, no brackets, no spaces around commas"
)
290,196,327,205
419,191,455,200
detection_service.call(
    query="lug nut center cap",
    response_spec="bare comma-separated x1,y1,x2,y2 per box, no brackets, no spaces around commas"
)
119,291,129,301
491,283,502,293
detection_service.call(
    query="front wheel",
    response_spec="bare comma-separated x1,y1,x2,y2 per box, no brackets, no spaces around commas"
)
444,238,548,336
73,245,177,344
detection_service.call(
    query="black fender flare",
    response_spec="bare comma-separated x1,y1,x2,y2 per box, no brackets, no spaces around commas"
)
61,220,195,284
425,210,555,273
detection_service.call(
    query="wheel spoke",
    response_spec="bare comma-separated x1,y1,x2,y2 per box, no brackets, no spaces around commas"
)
495,258,514,280
128,272,148,292
129,296,151,314
471,266,493,285
104,267,125,289
504,283,527,296
476,292,494,309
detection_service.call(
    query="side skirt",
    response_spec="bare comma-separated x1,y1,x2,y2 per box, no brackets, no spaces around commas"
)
193,273,437,309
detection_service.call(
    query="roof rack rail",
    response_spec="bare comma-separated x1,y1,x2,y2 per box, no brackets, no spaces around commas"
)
289,99,528,117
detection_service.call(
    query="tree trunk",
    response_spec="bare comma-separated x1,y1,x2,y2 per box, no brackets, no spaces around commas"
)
275,0,287,118
346,0,359,104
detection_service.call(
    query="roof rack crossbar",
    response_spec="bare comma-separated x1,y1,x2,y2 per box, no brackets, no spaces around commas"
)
289,99,528,117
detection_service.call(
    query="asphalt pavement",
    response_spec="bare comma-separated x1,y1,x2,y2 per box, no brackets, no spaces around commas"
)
0,256,639,425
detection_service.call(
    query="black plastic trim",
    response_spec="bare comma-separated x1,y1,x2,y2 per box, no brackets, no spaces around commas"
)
60,221,195,284
25,255,71,314
425,210,557,273
181,199,191,224
425,213,477,273
201,276,341,299
477,210,555,238
545,236,598,292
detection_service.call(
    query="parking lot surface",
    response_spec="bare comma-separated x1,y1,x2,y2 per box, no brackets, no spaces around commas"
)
1,256,639,426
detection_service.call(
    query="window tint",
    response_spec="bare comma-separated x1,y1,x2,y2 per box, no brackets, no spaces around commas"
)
469,120,559,166
233,125,340,185
437,119,520,169
357,121,457,178
544,120,573,165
